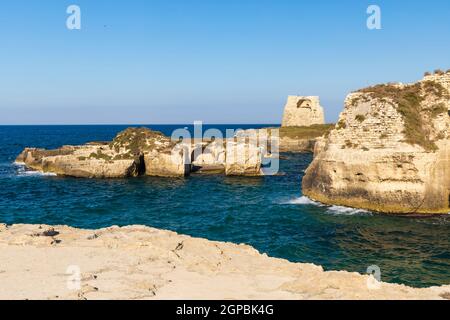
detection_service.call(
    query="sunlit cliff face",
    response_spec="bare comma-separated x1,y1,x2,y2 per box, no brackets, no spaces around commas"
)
302,72,450,214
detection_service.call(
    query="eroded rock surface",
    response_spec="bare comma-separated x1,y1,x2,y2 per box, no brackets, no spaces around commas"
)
16,128,184,178
232,125,334,154
0,223,449,300
303,72,450,214
16,145,142,178
282,96,325,127
16,127,266,177
225,140,263,176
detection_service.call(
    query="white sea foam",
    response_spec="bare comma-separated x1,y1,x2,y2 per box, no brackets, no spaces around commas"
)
19,171,57,177
284,196,371,215
284,196,323,206
326,205,370,216
14,163,57,177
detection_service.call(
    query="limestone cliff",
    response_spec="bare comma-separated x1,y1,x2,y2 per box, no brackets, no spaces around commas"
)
16,128,187,178
282,96,325,127
225,139,263,176
16,145,143,178
302,72,450,214
16,127,265,178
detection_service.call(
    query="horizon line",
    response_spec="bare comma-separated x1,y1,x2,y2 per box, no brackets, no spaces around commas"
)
0,122,283,126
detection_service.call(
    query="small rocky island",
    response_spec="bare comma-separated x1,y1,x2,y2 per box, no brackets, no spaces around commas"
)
15,127,286,178
16,128,189,178
16,123,333,178
16,127,272,178
303,71,450,214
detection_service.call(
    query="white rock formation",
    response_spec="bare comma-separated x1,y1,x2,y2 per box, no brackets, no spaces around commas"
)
1,223,450,300
16,128,189,178
282,96,325,127
16,145,142,178
145,148,191,177
17,128,265,178
303,72,450,214
191,140,226,168
225,139,263,176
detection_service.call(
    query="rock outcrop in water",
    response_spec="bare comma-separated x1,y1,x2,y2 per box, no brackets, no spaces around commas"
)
225,139,263,175
16,145,143,178
303,71,450,214
232,125,334,154
16,128,267,178
16,128,188,178
282,96,325,127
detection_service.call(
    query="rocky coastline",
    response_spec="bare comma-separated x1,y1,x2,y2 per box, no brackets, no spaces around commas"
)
8,72,450,300
16,127,260,178
302,71,450,214
16,124,333,179
1,223,449,300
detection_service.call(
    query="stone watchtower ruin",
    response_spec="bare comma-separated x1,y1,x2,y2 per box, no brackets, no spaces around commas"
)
281,96,325,127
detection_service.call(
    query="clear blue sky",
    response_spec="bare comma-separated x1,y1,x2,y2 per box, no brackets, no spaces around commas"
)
1,0,449,124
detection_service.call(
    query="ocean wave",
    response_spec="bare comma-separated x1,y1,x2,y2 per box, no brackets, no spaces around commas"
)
18,171,57,177
326,205,371,216
283,196,324,206
13,163,57,177
284,196,371,215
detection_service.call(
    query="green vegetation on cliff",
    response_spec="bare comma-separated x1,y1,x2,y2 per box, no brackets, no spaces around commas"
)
88,149,112,161
109,127,172,157
277,124,335,139
357,81,449,151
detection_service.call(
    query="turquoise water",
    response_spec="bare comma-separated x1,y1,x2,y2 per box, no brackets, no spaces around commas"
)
1,125,449,288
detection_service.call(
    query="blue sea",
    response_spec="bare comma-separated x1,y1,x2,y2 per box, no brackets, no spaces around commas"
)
1,125,449,288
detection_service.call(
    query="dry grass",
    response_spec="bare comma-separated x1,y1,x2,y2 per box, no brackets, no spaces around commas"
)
356,81,449,151
109,127,172,156
275,124,335,139
88,149,112,161
336,119,347,130
430,103,447,117
355,114,366,122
